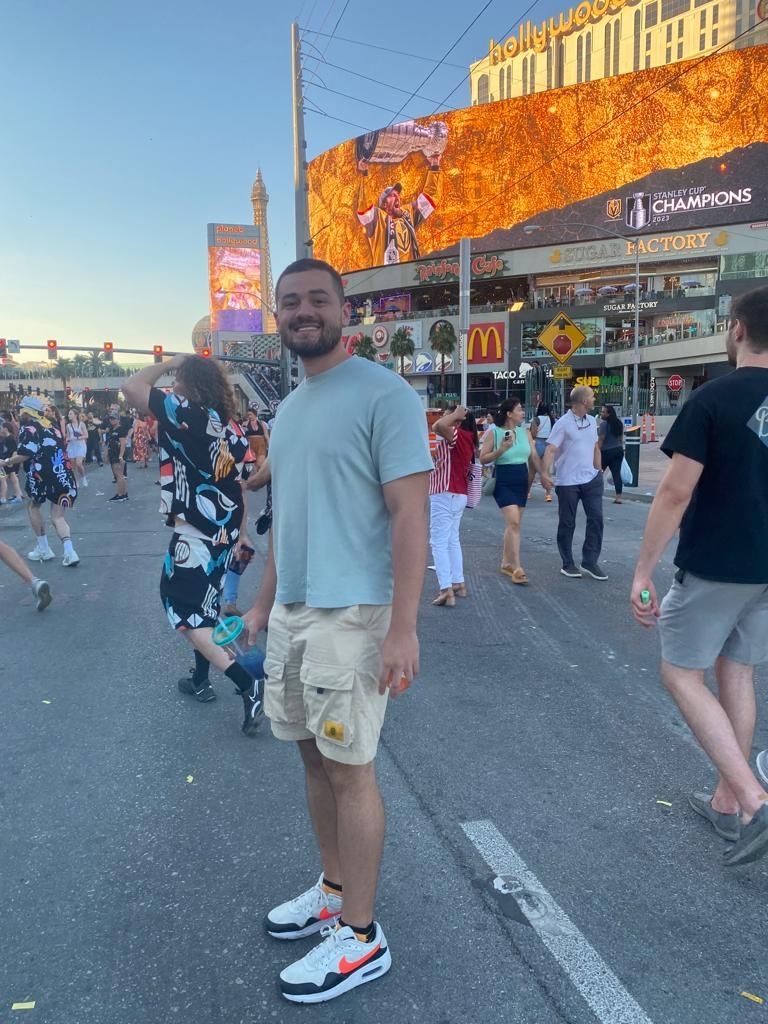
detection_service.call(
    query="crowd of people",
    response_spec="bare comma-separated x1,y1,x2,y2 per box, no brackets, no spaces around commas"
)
2,261,768,1007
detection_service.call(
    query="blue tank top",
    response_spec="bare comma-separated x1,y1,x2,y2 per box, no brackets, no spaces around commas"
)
493,425,531,466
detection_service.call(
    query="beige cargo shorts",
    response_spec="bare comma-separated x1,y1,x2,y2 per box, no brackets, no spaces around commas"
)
264,602,392,765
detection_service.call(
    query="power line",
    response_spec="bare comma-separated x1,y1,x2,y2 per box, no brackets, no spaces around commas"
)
304,100,374,133
384,0,498,127
306,82,406,116
302,28,466,67
311,56,459,109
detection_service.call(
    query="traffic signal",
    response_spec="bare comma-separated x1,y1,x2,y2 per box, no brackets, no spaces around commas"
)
47,339,58,360
0,339,6,360
103,341,114,362
201,347,212,359
153,345,163,364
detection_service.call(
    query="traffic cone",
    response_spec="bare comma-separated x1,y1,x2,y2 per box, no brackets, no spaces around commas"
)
650,416,657,442
641,414,648,443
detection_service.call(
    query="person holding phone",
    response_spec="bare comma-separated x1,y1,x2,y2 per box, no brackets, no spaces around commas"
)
480,398,550,584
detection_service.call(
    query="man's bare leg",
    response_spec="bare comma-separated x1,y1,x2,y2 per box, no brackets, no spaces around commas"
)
661,660,767,821
323,757,384,926
710,657,757,814
0,540,34,585
298,739,341,885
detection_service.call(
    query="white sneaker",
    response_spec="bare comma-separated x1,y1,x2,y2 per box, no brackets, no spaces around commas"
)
756,749,768,787
62,550,80,567
266,875,342,940
28,547,55,562
279,923,391,1004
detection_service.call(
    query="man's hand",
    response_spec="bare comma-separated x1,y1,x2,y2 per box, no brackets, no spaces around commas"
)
427,152,442,170
168,353,187,371
378,625,419,698
357,158,369,173
540,472,554,491
631,577,660,627
243,605,270,646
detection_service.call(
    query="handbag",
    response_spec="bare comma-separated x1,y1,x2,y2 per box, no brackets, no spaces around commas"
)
466,458,482,508
620,455,633,485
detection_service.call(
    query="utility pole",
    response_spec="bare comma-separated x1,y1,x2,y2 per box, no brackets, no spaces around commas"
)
459,238,470,407
287,20,311,393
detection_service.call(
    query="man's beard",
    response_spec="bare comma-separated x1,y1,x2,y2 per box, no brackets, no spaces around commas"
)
280,319,342,358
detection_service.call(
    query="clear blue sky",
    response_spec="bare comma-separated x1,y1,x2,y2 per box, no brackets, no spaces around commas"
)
1,0,556,359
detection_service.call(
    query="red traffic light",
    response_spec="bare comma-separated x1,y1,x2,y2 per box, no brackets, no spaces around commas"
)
104,342,113,351
153,344,164,364
103,341,114,362
47,339,58,361
201,347,211,359
0,338,7,360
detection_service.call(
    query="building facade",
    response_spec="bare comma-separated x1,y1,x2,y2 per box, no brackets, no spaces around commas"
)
470,0,767,103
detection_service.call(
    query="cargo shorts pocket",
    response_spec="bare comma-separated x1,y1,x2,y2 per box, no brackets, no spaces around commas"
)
301,662,355,750
264,657,292,728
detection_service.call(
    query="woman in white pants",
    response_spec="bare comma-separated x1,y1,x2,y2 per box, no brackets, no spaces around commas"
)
428,405,477,607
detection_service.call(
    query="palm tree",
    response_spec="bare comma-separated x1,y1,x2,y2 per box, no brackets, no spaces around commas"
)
389,327,415,377
89,351,104,377
71,354,90,379
56,357,75,392
351,334,377,361
430,321,457,406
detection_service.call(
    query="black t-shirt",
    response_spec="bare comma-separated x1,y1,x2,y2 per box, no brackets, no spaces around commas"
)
662,367,768,583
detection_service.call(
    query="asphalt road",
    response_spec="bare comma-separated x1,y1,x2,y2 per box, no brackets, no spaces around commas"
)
2,467,766,1024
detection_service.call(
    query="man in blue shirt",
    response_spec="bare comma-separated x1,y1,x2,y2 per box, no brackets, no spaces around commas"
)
244,258,432,1004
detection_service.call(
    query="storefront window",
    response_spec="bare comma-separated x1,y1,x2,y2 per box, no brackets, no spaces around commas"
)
721,252,768,280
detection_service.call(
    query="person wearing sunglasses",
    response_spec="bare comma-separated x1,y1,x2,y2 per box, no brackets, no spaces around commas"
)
541,385,606,580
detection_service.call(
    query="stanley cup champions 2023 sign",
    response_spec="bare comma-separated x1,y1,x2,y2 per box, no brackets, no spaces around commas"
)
307,45,768,272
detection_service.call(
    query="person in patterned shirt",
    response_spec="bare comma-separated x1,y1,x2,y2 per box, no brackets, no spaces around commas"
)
1,395,79,567
123,354,262,736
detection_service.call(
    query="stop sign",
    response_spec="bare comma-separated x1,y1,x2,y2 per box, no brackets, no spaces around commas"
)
667,374,684,392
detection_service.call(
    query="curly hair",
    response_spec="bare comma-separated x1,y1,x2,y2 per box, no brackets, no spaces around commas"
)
176,355,236,423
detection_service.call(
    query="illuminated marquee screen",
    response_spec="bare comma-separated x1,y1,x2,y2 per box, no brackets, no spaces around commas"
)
308,45,768,273
207,224,263,334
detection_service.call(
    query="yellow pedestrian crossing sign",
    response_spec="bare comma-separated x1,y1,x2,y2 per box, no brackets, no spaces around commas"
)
537,312,587,365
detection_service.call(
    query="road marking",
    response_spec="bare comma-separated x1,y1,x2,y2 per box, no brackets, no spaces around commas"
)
462,820,655,1024
11,1002,36,1010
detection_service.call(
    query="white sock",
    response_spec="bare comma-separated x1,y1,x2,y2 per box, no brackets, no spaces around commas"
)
62,538,74,557
38,535,53,554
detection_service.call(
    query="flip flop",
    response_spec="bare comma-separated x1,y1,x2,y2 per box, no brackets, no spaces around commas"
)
511,568,529,585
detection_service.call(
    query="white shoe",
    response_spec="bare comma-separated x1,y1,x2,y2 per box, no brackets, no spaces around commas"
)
279,923,391,1004
32,579,52,611
62,551,80,567
266,875,343,940
28,547,55,562
81,477,88,488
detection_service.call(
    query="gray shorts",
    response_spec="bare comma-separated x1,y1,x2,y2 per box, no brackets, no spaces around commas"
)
659,570,768,670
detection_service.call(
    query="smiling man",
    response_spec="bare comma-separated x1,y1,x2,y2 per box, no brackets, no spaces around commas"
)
243,257,433,1003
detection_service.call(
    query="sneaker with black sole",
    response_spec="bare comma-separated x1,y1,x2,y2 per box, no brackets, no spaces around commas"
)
581,562,608,580
266,875,343,940
32,579,52,612
279,922,391,1004
688,791,740,842
241,677,265,736
756,749,768,787
560,564,582,578
723,803,768,866
177,671,216,703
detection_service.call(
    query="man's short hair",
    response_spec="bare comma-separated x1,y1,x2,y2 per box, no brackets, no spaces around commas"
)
275,258,345,306
732,286,768,352
569,385,593,405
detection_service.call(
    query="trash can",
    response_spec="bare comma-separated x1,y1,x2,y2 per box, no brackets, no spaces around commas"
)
624,425,641,488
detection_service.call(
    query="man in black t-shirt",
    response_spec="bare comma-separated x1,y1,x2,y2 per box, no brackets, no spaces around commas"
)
105,404,131,502
632,285,768,867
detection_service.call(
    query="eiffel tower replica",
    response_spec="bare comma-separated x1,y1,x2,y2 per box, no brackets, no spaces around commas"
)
251,168,277,333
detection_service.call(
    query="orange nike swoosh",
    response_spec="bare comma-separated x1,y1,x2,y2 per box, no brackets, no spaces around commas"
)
339,945,381,974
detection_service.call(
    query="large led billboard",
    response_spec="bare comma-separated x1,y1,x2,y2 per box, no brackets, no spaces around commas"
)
207,223,263,336
307,45,768,272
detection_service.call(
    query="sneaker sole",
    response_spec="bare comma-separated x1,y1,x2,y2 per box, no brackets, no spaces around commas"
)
35,582,52,611
723,826,768,866
560,569,582,578
266,913,341,941
280,946,391,1003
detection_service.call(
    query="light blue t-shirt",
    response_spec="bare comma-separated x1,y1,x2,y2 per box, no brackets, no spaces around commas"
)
269,356,434,608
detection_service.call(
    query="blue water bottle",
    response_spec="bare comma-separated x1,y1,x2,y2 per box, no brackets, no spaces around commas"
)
212,615,265,679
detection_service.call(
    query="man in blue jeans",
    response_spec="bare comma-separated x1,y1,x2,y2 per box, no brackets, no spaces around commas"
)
542,385,606,580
